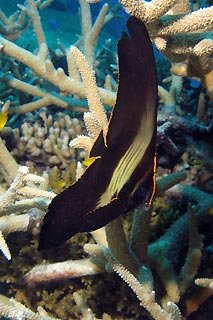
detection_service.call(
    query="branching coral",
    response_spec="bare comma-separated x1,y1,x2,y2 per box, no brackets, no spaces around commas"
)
104,249,181,320
22,173,213,319
158,74,183,114
0,135,55,261
0,293,59,320
0,8,31,42
0,0,116,115
119,0,213,101
195,278,213,290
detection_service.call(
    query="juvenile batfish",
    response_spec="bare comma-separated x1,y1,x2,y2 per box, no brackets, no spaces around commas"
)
38,17,158,250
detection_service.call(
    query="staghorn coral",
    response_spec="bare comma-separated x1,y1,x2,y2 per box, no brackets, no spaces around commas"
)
0,8,31,42
0,293,59,320
158,74,183,114
0,135,55,257
22,173,213,319
195,278,213,290
118,0,213,101
0,0,116,115
104,248,181,320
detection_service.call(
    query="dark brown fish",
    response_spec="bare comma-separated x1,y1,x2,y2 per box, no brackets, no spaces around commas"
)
38,17,157,250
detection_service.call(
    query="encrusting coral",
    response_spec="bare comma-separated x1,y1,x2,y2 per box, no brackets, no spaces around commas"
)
0,0,212,319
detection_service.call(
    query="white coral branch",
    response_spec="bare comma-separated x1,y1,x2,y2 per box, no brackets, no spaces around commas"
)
25,258,105,286
104,248,181,320
0,165,55,214
70,135,92,152
70,45,108,143
0,230,11,260
195,278,213,290
0,294,59,320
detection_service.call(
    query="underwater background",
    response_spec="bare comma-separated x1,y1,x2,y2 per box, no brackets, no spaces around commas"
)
0,0,212,319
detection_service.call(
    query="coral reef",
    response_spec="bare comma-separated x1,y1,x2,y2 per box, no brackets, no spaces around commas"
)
119,0,213,102
11,111,86,168
0,0,212,319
